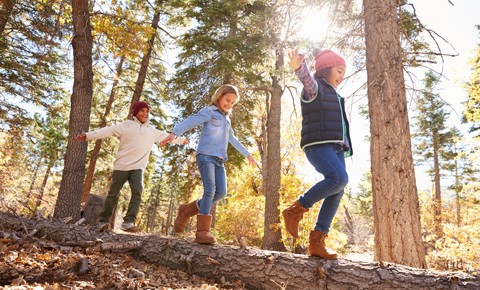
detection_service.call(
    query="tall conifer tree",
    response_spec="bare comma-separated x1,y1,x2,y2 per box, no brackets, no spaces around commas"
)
412,71,452,239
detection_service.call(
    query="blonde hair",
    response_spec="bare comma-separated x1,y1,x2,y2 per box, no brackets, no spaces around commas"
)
208,84,240,116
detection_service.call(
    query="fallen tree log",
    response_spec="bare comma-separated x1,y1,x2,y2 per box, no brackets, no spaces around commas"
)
0,211,478,290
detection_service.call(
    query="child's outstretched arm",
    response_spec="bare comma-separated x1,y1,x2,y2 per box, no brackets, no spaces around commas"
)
160,133,175,147
288,48,317,101
228,127,257,167
160,107,211,147
157,131,188,147
75,133,87,142
287,48,305,70
247,154,257,167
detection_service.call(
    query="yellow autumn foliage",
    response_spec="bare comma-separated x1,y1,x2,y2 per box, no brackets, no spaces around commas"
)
419,184,480,271
216,161,264,247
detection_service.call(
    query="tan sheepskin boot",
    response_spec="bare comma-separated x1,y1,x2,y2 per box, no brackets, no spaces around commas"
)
195,214,216,244
282,200,309,238
308,230,338,259
174,200,199,233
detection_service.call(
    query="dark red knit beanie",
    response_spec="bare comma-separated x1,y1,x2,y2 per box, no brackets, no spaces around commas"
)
132,101,150,117
314,49,346,71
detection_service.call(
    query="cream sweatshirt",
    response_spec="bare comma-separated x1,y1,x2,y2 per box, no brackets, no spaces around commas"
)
86,117,186,171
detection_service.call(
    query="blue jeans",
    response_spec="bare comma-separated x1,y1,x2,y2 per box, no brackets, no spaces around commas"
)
298,143,348,234
196,154,227,215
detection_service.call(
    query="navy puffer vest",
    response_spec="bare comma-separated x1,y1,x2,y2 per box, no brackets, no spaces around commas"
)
300,78,353,157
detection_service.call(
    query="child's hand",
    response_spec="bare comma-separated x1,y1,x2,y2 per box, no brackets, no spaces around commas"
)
160,133,176,147
247,155,257,167
75,133,86,142
287,48,305,70
183,139,189,145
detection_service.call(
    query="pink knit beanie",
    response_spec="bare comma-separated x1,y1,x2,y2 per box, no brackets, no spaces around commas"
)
314,49,346,71
132,101,150,117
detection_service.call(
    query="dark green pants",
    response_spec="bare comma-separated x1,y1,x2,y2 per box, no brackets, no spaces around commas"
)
98,169,143,223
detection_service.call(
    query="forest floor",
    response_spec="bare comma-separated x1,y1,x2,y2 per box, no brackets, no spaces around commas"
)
0,229,246,290
0,226,376,290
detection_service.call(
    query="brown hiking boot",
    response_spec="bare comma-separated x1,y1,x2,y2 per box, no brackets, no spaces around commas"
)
121,222,138,233
97,222,110,232
174,200,199,233
282,200,309,239
195,214,216,244
308,230,338,259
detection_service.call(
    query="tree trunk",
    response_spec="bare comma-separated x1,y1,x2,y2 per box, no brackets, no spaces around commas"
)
2,213,478,290
433,145,442,239
262,49,286,252
253,92,268,197
165,191,173,235
342,204,355,243
27,157,42,201
109,203,118,229
104,169,113,197
260,92,269,190
82,194,105,225
36,162,52,207
209,202,217,229
0,0,14,37
126,7,161,120
53,0,93,221
455,158,460,227
363,0,426,268
81,55,125,203
149,187,161,233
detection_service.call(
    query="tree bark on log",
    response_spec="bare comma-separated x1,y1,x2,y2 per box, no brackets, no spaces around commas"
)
0,212,478,290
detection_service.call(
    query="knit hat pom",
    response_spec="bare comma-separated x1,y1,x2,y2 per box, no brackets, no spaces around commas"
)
314,49,346,72
132,101,150,118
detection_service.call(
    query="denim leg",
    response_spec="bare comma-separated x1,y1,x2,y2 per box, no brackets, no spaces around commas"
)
98,170,129,223
298,144,348,234
196,155,227,215
196,155,217,215
124,169,144,223
211,161,227,204
315,191,344,234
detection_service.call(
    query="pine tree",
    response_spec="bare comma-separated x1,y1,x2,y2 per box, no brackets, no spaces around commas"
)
412,71,452,239
364,0,426,268
463,25,480,136
0,0,70,117
164,0,268,202
441,127,477,227
54,0,93,220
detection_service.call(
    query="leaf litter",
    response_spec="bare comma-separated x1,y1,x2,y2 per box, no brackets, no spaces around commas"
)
0,235,246,289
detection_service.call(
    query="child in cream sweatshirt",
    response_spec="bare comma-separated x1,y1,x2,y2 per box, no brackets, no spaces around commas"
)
76,101,188,232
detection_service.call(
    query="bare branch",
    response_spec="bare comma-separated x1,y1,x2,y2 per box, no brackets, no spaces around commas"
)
406,51,458,57
239,85,274,93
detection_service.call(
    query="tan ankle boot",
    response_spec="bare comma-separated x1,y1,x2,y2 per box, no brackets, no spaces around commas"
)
308,230,338,259
282,200,309,238
174,200,199,233
195,214,216,244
